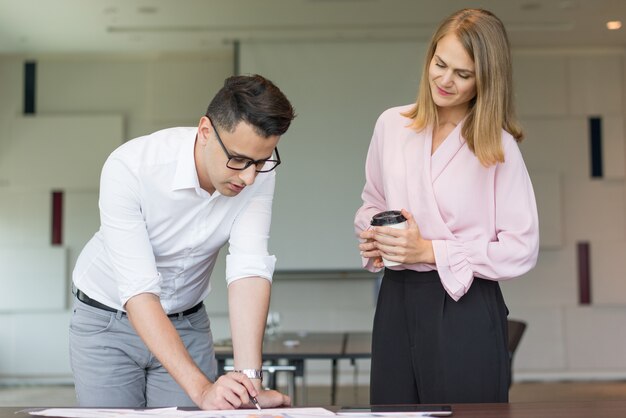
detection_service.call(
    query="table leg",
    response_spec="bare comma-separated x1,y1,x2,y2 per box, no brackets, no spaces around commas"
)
331,358,338,405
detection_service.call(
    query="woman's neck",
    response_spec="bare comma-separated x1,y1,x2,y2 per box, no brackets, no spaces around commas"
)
436,105,468,127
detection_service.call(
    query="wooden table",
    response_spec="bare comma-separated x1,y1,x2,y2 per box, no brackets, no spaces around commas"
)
6,400,626,417
343,331,372,359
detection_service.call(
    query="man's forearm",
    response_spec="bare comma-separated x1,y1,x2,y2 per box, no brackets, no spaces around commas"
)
228,277,271,389
125,293,211,404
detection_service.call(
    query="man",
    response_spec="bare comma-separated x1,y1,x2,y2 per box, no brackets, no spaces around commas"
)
69,74,296,409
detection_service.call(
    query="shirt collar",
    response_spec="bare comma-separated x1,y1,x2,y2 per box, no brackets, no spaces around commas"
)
171,128,202,192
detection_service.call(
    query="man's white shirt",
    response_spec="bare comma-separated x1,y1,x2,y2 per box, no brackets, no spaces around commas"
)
73,127,276,313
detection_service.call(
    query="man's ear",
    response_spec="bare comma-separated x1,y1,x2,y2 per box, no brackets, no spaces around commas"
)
197,116,212,145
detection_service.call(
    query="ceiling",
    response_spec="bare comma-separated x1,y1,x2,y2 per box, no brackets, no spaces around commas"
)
1,0,626,55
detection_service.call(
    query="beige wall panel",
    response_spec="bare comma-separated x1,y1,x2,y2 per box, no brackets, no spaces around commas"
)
602,116,626,180
501,244,577,307
590,240,626,305
64,190,100,298
564,306,626,370
0,246,66,311
146,57,232,125
503,306,566,371
562,179,625,242
0,190,49,246
0,58,22,117
529,171,562,248
38,59,147,138
0,311,71,376
0,115,122,189
569,54,623,116
0,316,11,371
513,53,569,117
520,117,588,180
38,55,231,140
38,59,146,115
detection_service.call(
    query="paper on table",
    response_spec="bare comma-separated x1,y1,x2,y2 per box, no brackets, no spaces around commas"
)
26,407,336,418
336,412,451,417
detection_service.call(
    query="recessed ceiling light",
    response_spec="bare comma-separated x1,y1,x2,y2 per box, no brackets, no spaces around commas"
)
607,21,622,30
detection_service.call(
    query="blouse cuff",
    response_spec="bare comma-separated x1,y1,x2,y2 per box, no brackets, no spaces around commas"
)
119,272,162,307
432,240,474,301
226,254,276,285
361,255,383,273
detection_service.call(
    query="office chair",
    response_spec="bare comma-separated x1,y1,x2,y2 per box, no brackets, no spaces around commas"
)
507,319,527,388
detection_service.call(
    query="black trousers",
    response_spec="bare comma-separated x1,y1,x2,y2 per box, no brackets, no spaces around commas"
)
370,269,509,404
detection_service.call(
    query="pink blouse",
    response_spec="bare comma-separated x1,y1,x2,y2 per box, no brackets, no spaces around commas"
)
355,105,539,301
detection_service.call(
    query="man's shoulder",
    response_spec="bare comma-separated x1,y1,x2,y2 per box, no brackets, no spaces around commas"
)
111,127,196,165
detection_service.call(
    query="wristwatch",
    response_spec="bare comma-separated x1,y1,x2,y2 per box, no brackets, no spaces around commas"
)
233,368,263,380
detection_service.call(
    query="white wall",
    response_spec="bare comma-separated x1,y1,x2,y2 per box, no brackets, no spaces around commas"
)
0,45,625,387
502,49,626,381
240,40,425,270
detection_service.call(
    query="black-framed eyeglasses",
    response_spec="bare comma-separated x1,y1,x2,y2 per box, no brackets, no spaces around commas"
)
208,118,281,173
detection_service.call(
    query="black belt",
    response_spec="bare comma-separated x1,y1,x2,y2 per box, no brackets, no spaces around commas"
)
75,288,204,319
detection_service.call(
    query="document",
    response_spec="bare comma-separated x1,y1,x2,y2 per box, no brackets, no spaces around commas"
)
26,407,336,418
336,406,452,417
336,412,451,417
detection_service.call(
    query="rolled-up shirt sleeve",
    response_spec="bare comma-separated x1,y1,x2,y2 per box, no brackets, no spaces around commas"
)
226,172,277,284
99,156,162,306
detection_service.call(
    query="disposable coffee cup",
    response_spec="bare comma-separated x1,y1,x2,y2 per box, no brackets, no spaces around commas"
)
370,210,408,267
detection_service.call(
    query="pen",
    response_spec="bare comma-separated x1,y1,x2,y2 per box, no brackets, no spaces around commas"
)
250,394,262,411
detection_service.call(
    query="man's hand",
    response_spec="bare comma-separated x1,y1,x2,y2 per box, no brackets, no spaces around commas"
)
256,388,291,408
194,373,291,410
195,373,259,410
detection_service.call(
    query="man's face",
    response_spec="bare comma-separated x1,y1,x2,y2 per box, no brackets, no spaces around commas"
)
195,116,280,196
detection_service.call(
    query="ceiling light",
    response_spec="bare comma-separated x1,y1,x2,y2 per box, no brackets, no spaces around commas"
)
607,21,622,30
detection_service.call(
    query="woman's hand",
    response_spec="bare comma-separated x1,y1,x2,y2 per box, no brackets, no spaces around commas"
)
359,230,384,269
359,209,434,266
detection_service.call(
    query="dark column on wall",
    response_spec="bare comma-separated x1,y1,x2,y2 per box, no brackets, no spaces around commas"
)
51,190,64,246
589,116,603,178
23,61,37,115
577,241,591,305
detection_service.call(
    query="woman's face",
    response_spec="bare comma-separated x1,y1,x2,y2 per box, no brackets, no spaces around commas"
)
428,33,477,115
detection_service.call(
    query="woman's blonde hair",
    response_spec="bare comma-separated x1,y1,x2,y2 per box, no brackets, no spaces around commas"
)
403,8,523,166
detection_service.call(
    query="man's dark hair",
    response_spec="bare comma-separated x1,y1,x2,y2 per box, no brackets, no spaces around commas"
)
206,74,295,137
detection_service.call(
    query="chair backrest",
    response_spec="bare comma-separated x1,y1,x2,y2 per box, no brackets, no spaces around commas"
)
507,319,527,355
507,319,527,388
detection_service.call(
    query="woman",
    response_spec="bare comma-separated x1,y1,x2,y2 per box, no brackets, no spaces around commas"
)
355,9,539,404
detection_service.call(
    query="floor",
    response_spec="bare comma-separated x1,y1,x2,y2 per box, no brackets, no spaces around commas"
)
2,381,626,407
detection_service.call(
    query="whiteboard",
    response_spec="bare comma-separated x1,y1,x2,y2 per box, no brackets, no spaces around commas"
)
241,40,426,271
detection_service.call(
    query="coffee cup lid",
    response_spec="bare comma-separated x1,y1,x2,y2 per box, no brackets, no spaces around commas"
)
371,210,407,226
